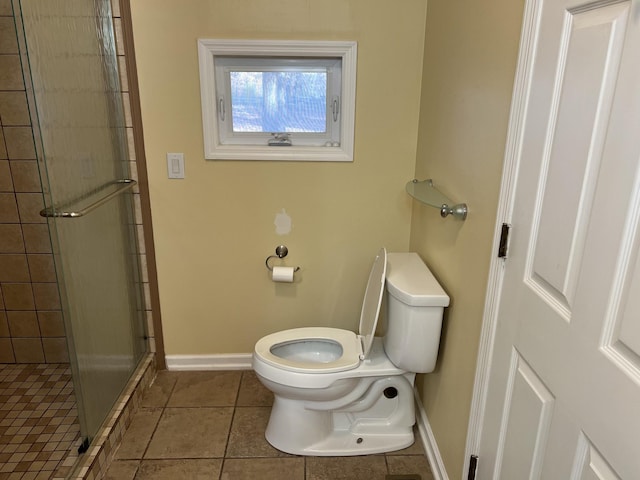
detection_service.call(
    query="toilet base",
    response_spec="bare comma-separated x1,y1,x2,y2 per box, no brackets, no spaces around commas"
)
264,375,416,456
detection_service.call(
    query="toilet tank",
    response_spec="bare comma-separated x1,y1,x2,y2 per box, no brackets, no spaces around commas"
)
383,253,450,373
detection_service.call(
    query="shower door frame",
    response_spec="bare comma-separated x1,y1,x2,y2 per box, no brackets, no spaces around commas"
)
11,0,165,447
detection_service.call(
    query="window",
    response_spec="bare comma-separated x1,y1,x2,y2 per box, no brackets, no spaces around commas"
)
198,40,357,161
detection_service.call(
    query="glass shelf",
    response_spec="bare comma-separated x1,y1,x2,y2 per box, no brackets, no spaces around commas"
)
405,179,468,220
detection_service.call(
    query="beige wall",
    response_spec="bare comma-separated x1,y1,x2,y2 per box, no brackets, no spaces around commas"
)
411,0,524,478
130,0,427,355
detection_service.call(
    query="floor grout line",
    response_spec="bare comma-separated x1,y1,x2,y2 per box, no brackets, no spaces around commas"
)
217,370,246,480
103,370,433,479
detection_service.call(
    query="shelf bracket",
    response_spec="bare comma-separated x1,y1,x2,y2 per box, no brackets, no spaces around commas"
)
440,203,468,220
406,179,468,220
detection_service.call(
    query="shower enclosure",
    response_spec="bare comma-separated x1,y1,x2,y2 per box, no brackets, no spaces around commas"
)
13,0,147,449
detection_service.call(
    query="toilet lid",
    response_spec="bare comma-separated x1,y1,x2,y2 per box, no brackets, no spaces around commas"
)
358,248,387,360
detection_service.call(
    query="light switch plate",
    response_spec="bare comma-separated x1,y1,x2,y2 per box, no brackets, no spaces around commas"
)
167,153,185,179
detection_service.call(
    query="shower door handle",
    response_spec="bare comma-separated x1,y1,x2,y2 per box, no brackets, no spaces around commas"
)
40,179,137,218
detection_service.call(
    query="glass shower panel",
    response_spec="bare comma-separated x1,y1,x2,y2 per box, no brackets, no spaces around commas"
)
16,0,146,441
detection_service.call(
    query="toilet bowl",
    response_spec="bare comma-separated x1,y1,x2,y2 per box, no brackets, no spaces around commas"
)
252,248,449,456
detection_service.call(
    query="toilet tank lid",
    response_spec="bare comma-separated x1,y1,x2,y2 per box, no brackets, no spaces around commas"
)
386,253,450,307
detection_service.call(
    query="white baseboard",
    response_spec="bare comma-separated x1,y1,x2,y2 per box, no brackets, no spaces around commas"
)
414,387,449,480
165,353,252,371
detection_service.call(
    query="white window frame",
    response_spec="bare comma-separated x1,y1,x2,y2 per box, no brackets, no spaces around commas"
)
198,39,357,162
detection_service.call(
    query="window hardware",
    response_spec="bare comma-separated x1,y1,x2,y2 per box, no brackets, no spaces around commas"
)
218,97,225,121
268,133,292,147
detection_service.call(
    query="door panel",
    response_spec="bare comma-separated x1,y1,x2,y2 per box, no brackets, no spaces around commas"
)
529,1,628,318
496,350,554,480
571,433,621,480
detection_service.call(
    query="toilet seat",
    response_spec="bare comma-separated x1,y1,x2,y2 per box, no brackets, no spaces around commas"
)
254,327,363,373
253,248,387,377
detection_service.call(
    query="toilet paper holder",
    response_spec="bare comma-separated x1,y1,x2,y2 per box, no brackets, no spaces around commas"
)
265,245,301,272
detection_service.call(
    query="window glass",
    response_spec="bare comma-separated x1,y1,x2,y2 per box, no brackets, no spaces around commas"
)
230,71,327,133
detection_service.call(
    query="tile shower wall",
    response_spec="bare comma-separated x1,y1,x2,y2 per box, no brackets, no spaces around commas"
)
0,0,155,363
0,0,65,364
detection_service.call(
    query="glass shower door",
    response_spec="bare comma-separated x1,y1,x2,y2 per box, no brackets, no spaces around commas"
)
15,0,147,441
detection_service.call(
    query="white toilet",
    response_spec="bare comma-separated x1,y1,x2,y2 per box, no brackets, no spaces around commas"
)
252,248,449,456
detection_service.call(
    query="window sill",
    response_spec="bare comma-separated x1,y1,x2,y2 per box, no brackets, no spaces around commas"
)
205,145,353,162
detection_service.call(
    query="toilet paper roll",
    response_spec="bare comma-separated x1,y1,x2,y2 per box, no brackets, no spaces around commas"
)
272,266,295,283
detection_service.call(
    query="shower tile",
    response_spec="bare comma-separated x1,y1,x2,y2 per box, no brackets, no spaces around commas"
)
129,161,138,184
136,253,148,281
0,253,29,281
113,18,124,56
306,456,388,480
1,282,34,310
135,459,222,480
0,55,23,90
110,0,121,18
0,224,25,252
12,338,44,362
0,364,80,476
166,370,241,407
136,225,145,253
144,310,153,337
42,337,68,363
0,16,18,54
145,407,233,459
0,160,12,189
0,91,30,126
3,127,36,160
122,92,132,127
236,370,273,407
133,193,142,225
21,224,52,253
0,193,19,222
221,458,304,480
126,128,136,161
37,311,64,337
226,407,287,458
7,310,39,337
118,56,129,92
26,254,56,282
32,283,61,310
0,338,13,362
9,160,41,192
114,407,162,460
386,454,434,479
143,282,151,312
15,193,46,223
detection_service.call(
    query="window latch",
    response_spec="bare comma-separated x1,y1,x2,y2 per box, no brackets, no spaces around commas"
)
332,96,340,122
268,133,292,147
218,97,225,121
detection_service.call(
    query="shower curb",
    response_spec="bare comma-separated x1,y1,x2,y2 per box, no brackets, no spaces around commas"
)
58,353,156,480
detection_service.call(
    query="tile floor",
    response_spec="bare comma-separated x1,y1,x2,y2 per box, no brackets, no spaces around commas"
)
0,363,80,480
105,370,435,480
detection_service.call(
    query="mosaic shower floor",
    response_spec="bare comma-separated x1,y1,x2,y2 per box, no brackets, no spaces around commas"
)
0,363,81,480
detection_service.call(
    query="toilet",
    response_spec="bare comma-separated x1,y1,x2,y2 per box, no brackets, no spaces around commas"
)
252,248,449,456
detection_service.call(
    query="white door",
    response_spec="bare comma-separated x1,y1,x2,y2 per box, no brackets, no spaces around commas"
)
477,0,640,478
